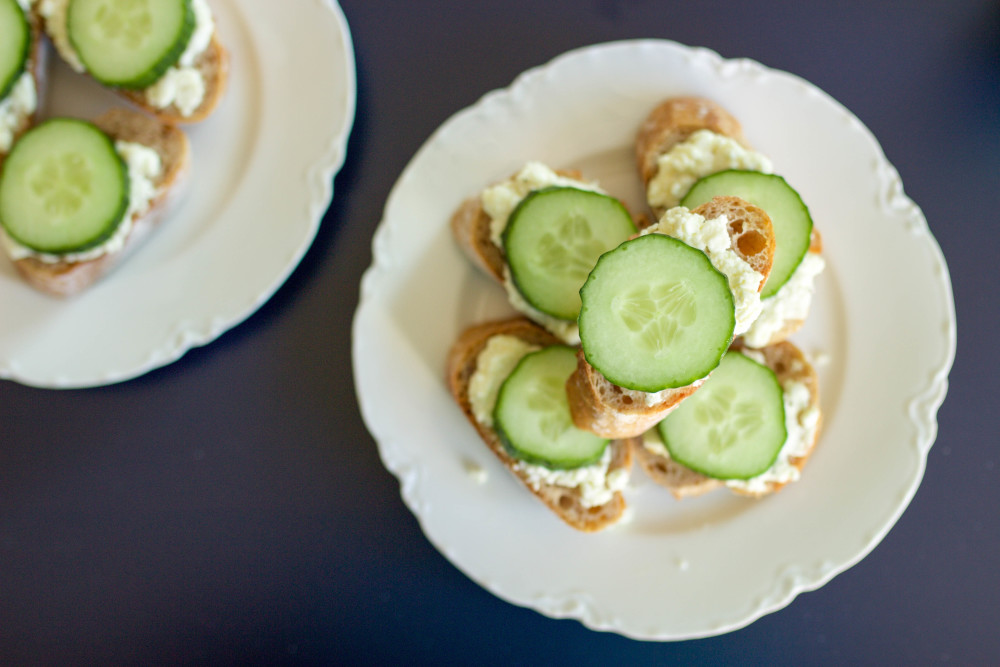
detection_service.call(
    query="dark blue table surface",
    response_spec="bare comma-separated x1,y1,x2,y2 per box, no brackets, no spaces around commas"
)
2,1,997,664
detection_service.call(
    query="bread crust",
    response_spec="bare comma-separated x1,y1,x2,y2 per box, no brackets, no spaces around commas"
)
446,317,635,532
9,108,190,296
633,340,822,499
567,195,775,439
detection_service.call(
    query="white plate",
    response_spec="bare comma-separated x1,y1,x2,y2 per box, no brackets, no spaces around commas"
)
0,0,356,388
353,40,956,640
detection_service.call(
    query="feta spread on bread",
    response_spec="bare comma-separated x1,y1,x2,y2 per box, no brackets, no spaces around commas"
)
742,251,826,348
643,206,764,336
1,140,163,263
480,162,603,344
0,71,36,154
468,333,628,507
38,0,213,117
641,375,818,492
513,446,628,508
144,0,214,116
647,129,773,210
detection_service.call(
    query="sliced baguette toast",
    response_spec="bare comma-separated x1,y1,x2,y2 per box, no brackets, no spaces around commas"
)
636,96,748,217
38,4,228,124
0,5,45,159
637,96,824,346
566,196,775,439
633,340,822,499
446,317,635,532
8,107,190,296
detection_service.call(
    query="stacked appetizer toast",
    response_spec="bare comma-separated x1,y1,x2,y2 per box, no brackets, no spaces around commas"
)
0,0,228,296
448,96,825,530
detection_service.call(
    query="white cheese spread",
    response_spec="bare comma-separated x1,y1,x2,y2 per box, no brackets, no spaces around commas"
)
742,251,826,348
643,206,764,336
0,72,37,153
467,333,628,508
480,162,604,345
1,140,163,263
647,129,773,210
38,0,213,116
513,446,628,508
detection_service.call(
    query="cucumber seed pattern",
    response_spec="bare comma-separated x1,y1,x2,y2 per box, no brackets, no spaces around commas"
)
535,212,607,285
31,153,92,219
695,385,762,454
614,282,697,355
526,374,574,442
95,0,154,49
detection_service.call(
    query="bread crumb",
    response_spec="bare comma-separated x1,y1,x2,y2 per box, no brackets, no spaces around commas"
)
463,460,488,485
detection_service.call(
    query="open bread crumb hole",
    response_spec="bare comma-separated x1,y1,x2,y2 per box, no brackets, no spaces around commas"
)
558,495,573,509
737,231,766,257
621,395,633,405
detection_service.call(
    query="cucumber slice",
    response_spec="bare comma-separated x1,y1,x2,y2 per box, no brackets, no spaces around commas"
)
657,350,787,479
681,170,813,299
0,118,129,253
68,0,195,89
494,345,609,469
0,0,30,102
578,233,735,392
503,186,637,321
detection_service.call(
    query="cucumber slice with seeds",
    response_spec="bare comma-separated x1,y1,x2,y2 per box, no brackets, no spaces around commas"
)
68,0,195,89
503,186,637,321
0,0,30,102
579,233,735,392
681,170,813,299
657,350,787,479
494,345,609,469
0,118,129,254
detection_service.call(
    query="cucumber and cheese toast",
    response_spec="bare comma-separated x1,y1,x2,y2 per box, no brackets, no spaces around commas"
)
38,0,228,123
446,317,635,532
450,162,639,343
567,195,776,439
635,97,824,347
0,0,44,159
633,340,822,499
0,107,189,296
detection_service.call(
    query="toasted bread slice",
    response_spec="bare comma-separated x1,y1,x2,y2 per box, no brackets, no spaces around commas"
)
0,6,45,159
8,108,190,296
38,5,228,124
633,340,822,499
446,317,635,532
636,96,747,215
566,195,776,439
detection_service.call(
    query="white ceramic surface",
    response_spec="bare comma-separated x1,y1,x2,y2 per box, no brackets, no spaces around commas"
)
0,0,356,388
353,40,956,640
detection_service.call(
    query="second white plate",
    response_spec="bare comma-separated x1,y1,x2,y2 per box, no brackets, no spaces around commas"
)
0,0,356,388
